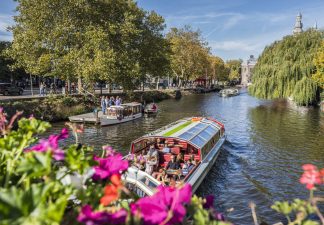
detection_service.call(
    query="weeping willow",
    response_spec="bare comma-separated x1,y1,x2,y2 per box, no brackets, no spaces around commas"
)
249,30,323,106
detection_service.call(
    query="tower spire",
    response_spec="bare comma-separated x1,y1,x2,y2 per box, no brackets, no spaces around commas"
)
293,12,303,35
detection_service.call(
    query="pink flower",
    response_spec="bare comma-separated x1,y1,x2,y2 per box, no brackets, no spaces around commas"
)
26,128,68,160
92,154,129,181
102,145,115,156
78,205,127,225
320,168,324,184
131,184,192,225
300,164,321,190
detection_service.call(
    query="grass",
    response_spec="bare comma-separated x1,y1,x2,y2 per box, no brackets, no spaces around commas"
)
163,121,192,137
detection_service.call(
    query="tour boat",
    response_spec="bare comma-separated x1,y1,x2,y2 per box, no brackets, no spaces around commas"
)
123,117,226,197
219,88,239,97
144,103,158,114
69,102,143,126
101,102,143,126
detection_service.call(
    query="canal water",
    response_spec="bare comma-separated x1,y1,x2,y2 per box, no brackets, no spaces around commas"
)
50,89,324,224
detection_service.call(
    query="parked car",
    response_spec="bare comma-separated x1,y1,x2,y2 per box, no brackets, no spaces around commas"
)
0,83,24,96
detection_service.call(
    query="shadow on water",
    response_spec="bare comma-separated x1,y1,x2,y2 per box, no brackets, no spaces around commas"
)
48,90,324,225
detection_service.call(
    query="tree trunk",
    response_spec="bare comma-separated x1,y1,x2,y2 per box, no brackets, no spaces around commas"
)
67,80,71,94
78,76,82,94
30,74,33,96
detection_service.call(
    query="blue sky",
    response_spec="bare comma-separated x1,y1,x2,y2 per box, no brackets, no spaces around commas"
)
1,0,323,60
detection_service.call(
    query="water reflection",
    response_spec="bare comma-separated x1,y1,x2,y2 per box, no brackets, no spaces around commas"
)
48,90,324,225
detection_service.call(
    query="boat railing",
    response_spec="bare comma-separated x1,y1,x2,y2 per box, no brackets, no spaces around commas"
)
122,166,161,197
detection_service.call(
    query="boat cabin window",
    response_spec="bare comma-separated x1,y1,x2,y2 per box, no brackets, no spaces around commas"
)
201,130,220,157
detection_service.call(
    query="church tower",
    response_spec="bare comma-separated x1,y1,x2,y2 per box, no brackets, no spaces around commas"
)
293,12,303,35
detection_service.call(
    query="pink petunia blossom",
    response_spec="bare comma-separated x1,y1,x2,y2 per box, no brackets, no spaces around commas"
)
131,184,192,225
300,164,321,190
102,145,115,156
25,128,68,160
78,205,127,225
92,153,129,181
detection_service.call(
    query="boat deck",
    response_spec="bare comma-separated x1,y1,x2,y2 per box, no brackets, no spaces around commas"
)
69,111,103,124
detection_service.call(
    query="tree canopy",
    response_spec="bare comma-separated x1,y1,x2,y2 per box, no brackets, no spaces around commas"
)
166,26,210,86
249,30,323,106
0,41,28,82
312,40,324,89
7,0,170,90
226,59,242,82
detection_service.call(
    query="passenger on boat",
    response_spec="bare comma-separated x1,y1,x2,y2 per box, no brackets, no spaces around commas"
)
115,96,121,106
162,144,171,153
145,145,159,175
166,155,181,170
109,97,115,106
133,155,145,170
152,168,168,184
176,153,184,164
101,96,106,115
105,96,109,110
181,159,195,176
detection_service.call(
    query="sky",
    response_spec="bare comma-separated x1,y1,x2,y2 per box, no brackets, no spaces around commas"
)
1,0,323,61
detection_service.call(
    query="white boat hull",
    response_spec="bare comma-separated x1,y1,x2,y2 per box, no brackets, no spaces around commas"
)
100,113,142,126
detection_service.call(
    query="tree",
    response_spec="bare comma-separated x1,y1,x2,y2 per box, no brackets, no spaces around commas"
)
226,59,242,82
137,11,171,90
167,26,210,87
312,40,324,89
7,0,169,91
249,30,323,106
207,56,228,82
0,41,28,82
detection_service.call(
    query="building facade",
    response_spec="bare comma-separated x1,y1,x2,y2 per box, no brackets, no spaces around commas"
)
241,55,257,86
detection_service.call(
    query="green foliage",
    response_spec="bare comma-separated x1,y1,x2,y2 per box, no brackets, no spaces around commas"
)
249,30,323,105
7,0,170,90
0,183,70,225
312,40,324,89
167,26,210,85
187,196,230,225
226,59,242,82
293,77,318,105
271,199,318,225
65,145,94,174
208,56,228,82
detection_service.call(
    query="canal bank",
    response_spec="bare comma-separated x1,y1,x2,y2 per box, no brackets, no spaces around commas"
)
47,90,324,225
0,90,184,122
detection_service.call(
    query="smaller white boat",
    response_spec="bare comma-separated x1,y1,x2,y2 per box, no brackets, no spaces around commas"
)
144,103,158,114
101,102,143,126
219,88,239,97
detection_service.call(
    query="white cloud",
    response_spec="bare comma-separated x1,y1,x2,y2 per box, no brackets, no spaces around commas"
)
210,41,260,52
0,14,14,41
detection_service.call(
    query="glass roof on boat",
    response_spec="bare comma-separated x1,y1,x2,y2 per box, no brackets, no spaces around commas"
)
143,117,223,148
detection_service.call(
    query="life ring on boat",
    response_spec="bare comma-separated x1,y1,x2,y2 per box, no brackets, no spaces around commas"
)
191,117,202,122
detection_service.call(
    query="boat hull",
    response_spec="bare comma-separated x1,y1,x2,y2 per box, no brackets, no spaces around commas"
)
100,113,142,126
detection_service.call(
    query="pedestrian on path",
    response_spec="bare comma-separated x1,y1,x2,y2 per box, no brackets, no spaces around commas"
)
39,82,44,96
101,96,106,114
